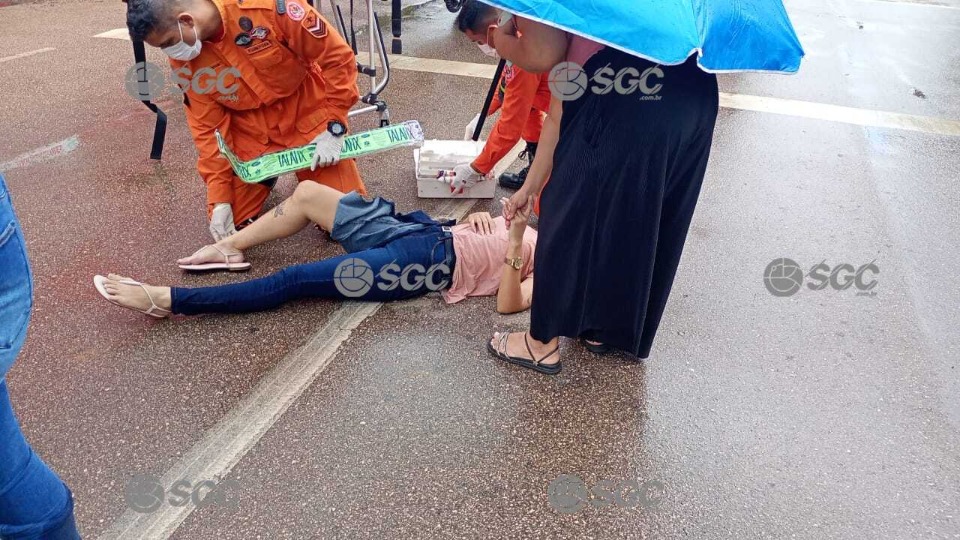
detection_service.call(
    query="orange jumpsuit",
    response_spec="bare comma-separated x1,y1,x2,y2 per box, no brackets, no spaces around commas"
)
470,62,551,175
171,0,365,226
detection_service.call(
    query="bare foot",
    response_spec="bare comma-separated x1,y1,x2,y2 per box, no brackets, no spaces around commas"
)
489,331,561,368
101,274,172,317
176,244,245,267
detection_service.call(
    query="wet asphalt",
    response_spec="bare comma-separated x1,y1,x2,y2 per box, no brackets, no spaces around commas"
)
0,0,959,538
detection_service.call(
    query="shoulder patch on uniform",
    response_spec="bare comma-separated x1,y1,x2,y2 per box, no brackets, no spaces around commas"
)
285,1,305,20
301,10,327,38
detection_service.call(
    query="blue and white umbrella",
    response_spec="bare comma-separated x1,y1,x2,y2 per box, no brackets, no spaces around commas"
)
484,0,805,74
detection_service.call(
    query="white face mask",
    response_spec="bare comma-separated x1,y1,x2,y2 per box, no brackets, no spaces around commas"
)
162,21,202,61
477,42,498,58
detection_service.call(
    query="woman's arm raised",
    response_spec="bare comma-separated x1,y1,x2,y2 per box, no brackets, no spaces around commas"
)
496,196,535,314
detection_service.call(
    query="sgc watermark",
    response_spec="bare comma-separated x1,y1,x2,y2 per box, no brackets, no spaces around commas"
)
124,474,240,513
333,257,451,298
548,61,664,102
764,258,879,297
547,474,665,514
125,61,241,101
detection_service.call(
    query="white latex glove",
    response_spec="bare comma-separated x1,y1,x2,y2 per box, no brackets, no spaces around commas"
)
440,162,485,194
463,113,481,140
209,203,237,242
310,131,344,170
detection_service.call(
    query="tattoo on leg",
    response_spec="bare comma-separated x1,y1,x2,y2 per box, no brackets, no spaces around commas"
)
273,202,285,218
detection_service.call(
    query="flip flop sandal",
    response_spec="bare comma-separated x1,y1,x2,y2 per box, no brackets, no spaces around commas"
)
487,331,561,375
177,244,252,272
581,339,614,355
93,275,172,319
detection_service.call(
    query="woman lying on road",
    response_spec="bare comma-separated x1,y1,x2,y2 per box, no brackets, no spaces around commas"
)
94,181,540,325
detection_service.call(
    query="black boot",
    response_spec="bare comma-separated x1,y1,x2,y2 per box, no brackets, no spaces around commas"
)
498,142,538,190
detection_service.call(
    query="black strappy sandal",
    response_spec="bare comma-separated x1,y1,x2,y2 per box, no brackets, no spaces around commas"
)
487,332,561,375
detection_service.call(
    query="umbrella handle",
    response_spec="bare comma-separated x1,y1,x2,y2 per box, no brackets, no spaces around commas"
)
472,58,507,142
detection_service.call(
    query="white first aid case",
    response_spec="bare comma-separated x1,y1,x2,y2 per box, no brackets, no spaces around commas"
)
415,139,524,199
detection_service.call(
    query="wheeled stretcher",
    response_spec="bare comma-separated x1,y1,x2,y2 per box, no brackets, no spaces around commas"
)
323,0,396,128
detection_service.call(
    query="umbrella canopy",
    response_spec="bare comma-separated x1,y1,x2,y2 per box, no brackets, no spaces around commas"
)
483,0,805,74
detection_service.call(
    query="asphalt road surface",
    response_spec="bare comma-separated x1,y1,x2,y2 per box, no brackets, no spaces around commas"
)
0,0,959,538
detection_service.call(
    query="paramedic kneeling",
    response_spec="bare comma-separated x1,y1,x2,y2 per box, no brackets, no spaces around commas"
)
126,0,367,240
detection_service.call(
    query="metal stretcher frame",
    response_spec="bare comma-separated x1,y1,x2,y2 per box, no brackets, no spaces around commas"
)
322,0,397,127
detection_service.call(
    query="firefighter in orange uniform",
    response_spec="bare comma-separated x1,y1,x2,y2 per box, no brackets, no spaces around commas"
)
449,0,551,193
126,0,366,240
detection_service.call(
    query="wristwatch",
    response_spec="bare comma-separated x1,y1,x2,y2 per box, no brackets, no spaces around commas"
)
327,120,346,137
504,257,523,270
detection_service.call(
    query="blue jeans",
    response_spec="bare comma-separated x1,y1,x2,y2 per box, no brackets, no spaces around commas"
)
331,192,443,254
0,174,80,539
172,227,456,314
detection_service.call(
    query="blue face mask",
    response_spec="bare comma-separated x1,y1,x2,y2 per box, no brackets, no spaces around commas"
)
162,21,202,61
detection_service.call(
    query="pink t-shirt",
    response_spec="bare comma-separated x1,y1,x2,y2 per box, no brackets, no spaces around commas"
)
567,34,605,66
442,216,537,304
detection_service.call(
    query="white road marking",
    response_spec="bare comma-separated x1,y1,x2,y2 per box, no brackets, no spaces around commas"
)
99,301,382,539
94,28,131,40
83,39,959,136
388,54,499,79
719,93,960,137
0,47,55,64
859,0,960,8
386,55,960,137
0,136,80,172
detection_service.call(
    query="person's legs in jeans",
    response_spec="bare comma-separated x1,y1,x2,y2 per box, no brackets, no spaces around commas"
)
0,173,79,539
172,230,452,313
0,382,79,540
102,229,453,316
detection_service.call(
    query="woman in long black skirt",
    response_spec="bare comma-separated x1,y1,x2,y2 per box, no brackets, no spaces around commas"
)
486,16,719,374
